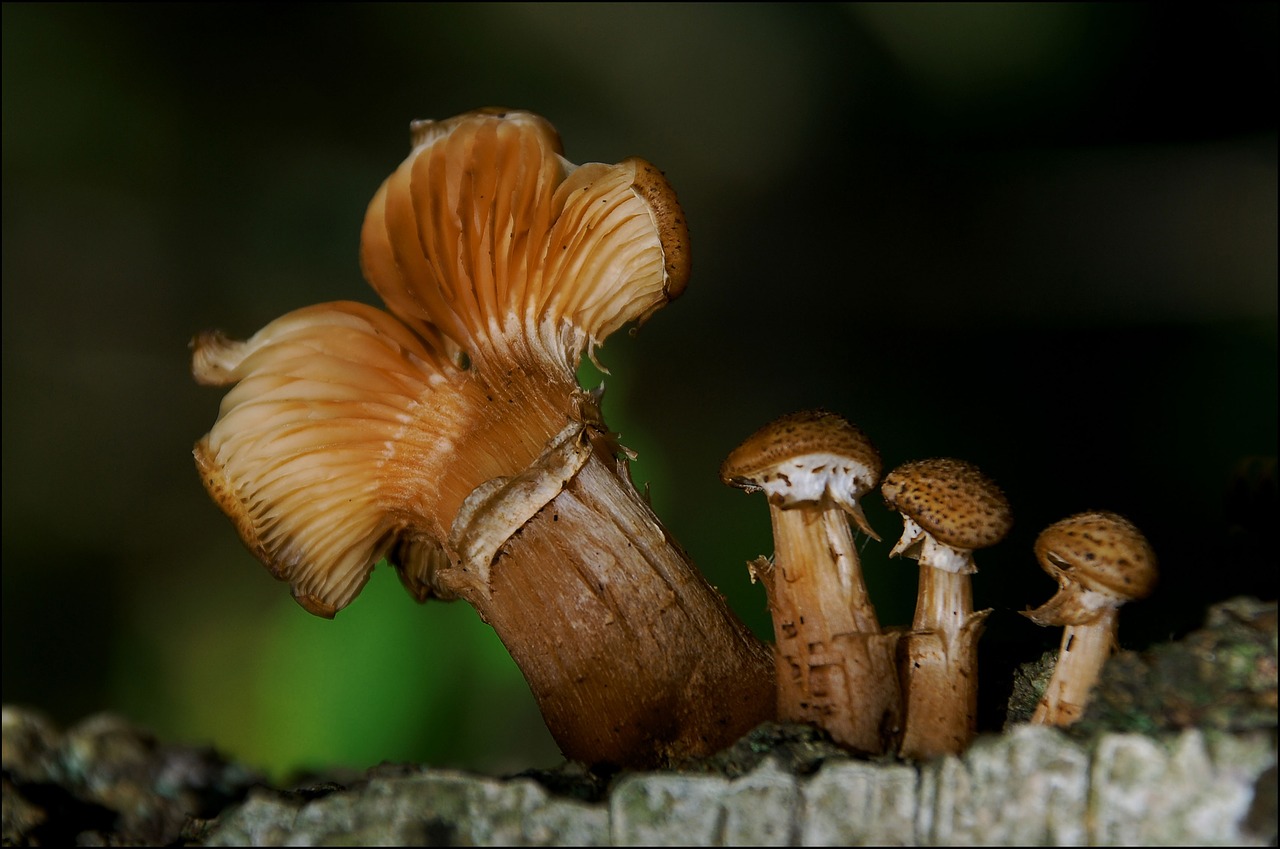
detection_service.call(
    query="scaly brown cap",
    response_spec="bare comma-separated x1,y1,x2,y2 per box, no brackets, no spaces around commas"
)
721,410,882,538
881,458,1012,552
1024,511,1157,626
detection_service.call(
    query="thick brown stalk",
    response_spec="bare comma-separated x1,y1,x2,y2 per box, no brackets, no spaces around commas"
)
447,433,775,768
767,506,901,755
899,564,990,760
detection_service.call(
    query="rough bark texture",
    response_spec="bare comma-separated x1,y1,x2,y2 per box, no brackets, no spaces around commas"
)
3,597,1275,846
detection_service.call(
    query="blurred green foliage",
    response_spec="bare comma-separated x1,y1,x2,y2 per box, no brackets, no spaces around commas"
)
3,4,1276,779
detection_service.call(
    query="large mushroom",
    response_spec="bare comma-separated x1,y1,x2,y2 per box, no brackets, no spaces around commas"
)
192,108,773,769
721,410,902,755
1023,511,1157,726
881,458,1012,759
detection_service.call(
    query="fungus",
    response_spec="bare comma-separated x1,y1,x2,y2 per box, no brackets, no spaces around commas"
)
882,457,1012,759
720,410,901,755
1023,510,1157,726
192,108,773,769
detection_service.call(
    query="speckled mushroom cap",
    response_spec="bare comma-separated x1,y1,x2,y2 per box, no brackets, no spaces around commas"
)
720,410,882,537
1034,511,1157,601
881,458,1012,551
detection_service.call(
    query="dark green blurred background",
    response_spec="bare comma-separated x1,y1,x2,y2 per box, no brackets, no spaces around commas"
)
4,4,1276,779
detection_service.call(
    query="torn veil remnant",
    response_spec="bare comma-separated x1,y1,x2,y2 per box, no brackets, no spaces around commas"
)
721,410,902,755
192,108,773,769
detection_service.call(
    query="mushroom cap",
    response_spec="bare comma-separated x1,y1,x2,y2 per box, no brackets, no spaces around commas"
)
193,109,695,617
881,458,1012,551
192,302,456,617
720,410,882,537
1033,510,1157,602
360,107,690,375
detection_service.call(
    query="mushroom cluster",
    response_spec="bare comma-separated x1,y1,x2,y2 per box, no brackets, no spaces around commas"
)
193,108,773,769
195,108,1161,771
720,413,1157,757
720,419,1018,759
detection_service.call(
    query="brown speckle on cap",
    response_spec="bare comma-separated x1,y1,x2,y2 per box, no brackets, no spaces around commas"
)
720,410,881,487
881,458,1012,550
1034,510,1157,600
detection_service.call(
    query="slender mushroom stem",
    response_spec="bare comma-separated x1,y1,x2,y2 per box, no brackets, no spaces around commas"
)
765,504,901,754
914,561,975,636
1031,607,1118,725
772,508,881,634
898,569,991,759
722,411,901,755
906,558,989,754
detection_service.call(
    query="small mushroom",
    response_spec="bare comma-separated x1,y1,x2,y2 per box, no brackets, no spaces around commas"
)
1023,511,1157,726
721,410,902,755
882,457,1012,759
193,108,772,769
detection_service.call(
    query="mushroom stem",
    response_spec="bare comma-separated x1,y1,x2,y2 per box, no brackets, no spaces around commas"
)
900,563,990,759
897,561,989,761
447,433,775,767
1031,608,1118,726
765,504,901,755
913,561,974,636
